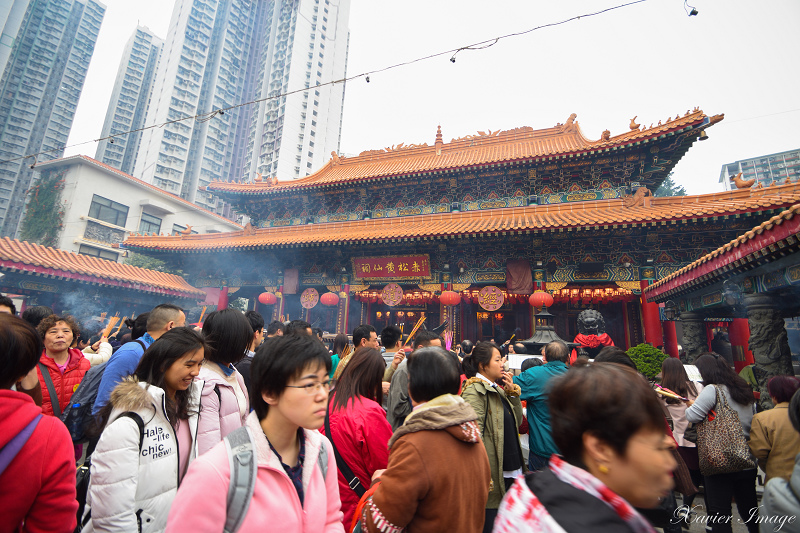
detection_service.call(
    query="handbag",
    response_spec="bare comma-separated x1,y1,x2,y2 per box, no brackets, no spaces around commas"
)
696,386,757,476
683,423,697,444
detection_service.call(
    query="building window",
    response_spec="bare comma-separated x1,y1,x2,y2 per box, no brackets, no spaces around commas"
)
139,212,162,235
78,244,119,262
88,194,129,227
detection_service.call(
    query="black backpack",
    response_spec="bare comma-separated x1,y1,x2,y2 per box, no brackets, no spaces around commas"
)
59,340,146,443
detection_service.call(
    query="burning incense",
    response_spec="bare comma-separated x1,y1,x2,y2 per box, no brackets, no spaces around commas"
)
403,315,427,347
112,316,127,337
198,306,207,323
654,384,689,402
102,314,121,338
443,330,453,351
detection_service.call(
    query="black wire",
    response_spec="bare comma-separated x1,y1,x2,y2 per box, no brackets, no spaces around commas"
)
2,0,651,167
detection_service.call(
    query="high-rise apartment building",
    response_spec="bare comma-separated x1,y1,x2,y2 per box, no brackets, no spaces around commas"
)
95,26,163,175
0,1,31,79
0,0,105,237
134,0,350,213
719,148,800,191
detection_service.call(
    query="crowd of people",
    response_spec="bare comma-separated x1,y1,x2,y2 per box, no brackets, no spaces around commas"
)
1,293,800,533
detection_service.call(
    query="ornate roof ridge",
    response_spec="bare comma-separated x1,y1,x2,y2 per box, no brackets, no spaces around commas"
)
206,108,720,195
124,180,800,253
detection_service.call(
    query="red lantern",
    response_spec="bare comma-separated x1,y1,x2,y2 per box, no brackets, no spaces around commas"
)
258,292,277,305
529,291,554,308
320,292,339,306
439,290,461,306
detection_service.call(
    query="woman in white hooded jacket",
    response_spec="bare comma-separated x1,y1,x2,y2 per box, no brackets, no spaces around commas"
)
82,327,207,533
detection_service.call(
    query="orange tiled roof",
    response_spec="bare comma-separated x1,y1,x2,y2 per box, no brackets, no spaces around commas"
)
34,156,242,228
207,109,722,195
644,203,800,301
0,237,206,299
124,181,800,252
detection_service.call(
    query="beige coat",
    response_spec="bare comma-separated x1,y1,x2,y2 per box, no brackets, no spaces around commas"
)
750,402,800,482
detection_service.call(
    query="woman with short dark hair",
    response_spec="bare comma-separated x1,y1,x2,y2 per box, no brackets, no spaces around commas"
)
361,346,491,532
749,375,800,482
320,347,392,528
196,309,253,454
166,334,343,532
686,354,758,533
495,363,676,532
0,314,78,532
35,314,91,417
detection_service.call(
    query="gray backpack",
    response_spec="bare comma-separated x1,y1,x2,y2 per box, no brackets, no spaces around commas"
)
222,426,328,533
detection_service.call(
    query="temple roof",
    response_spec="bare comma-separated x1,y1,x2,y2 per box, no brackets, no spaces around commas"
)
124,181,800,253
207,109,722,196
644,203,800,302
0,237,206,299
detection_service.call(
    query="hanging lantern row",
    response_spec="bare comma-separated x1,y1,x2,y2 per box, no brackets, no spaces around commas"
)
355,288,537,307
354,289,437,306
550,287,635,304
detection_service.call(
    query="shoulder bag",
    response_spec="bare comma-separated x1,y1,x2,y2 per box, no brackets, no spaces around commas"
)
696,386,757,476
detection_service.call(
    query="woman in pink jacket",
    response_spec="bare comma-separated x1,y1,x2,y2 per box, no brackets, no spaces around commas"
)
196,309,253,455
320,347,392,528
166,334,343,532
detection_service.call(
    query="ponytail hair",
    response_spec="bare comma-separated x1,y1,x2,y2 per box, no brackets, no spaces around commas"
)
462,341,498,378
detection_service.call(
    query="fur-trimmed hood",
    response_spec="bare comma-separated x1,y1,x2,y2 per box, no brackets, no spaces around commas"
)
107,376,202,424
389,394,481,448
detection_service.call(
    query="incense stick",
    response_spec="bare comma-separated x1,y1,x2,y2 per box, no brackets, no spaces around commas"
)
403,315,427,347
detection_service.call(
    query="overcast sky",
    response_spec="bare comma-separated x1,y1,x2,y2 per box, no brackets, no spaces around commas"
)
64,0,800,195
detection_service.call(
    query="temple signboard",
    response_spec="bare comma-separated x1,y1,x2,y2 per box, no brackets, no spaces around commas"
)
300,288,319,309
353,255,431,280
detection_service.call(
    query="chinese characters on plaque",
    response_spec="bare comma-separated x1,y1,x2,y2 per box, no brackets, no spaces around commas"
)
381,283,403,307
478,286,504,311
300,288,319,309
353,255,431,280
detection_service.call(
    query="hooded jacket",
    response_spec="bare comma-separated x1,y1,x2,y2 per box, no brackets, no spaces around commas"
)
461,377,527,509
196,363,249,455
0,390,77,533
165,411,344,533
362,394,492,533
37,348,91,416
82,377,201,533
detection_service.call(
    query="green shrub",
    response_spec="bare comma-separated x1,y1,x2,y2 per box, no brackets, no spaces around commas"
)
626,343,669,379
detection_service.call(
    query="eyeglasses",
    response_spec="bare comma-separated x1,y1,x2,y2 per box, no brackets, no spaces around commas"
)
286,380,331,395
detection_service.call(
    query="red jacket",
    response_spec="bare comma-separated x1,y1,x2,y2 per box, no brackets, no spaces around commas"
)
36,348,90,417
320,394,393,528
0,390,77,533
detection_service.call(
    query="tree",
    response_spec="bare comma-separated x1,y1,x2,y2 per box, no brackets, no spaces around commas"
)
124,252,184,277
654,174,687,197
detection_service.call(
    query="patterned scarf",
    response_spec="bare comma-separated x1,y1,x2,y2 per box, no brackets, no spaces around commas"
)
494,455,656,533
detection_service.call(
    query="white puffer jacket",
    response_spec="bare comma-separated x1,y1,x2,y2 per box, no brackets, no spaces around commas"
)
82,377,202,533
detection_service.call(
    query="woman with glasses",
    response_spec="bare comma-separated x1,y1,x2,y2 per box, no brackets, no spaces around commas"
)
320,347,393,528
166,334,344,532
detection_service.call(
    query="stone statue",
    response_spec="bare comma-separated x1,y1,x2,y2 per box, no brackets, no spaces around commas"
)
574,309,614,360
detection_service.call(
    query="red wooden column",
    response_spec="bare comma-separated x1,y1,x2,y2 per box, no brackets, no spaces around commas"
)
729,317,755,372
662,320,679,358
217,287,229,310
639,272,664,347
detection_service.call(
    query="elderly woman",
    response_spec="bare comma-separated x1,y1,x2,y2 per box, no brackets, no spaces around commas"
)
361,346,491,532
495,363,676,533
36,314,91,417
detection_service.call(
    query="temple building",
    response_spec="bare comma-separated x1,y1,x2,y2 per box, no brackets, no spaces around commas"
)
123,108,800,382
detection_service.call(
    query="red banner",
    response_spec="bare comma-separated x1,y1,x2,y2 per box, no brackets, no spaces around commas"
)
353,255,431,279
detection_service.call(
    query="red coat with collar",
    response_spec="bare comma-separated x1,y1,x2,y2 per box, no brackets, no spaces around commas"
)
320,394,393,528
0,390,77,533
36,348,90,417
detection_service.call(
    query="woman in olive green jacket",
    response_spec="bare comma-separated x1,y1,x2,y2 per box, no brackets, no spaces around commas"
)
461,342,527,533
